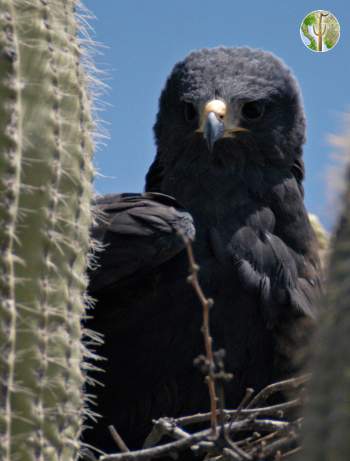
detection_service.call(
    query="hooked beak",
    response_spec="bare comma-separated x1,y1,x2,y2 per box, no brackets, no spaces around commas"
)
204,112,225,152
197,99,249,152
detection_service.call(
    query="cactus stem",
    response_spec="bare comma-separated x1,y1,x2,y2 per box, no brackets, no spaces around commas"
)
313,11,330,51
1,2,96,458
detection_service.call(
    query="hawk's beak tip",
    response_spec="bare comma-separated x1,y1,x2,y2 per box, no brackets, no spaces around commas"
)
204,111,225,152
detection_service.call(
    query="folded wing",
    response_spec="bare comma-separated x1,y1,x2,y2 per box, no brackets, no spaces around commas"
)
89,192,195,294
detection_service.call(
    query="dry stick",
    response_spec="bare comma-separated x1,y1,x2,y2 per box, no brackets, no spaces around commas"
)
226,389,256,461
246,374,310,409
226,386,256,457
236,432,261,448
224,436,253,461
108,426,130,453
248,419,302,459
231,388,255,422
143,418,190,449
182,236,218,437
281,445,301,458
245,430,280,450
249,432,299,459
221,388,254,461
173,397,302,426
239,416,301,451
222,447,244,460
100,419,289,461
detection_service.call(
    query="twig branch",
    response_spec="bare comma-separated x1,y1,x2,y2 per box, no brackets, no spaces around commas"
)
108,426,129,453
281,445,301,458
224,388,255,461
246,374,309,409
232,388,255,420
182,235,218,436
249,431,299,459
100,419,290,461
173,397,302,426
143,418,190,449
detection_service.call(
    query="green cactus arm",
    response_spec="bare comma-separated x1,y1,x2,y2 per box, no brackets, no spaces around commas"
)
0,1,95,460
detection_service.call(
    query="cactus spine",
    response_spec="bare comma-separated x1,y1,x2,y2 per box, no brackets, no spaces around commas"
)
0,1,94,460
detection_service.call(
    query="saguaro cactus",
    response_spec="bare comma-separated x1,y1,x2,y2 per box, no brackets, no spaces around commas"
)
301,123,350,460
0,1,94,460
313,11,329,51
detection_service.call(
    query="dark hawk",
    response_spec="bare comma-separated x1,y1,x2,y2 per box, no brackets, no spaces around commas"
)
84,47,321,453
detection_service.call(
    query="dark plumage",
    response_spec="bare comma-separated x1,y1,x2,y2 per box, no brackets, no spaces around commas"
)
85,47,321,453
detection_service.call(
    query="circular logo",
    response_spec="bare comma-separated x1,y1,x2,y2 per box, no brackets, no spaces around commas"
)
300,10,340,52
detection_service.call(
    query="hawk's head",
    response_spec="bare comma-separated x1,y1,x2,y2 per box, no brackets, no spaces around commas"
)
146,47,306,199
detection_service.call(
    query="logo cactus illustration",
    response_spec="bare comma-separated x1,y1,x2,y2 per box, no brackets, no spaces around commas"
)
300,10,340,52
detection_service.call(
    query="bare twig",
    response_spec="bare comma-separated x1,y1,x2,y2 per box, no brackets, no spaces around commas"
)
281,445,301,458
246,375,310,409
249,420,290,433
223,436,253,461
182,235,218,436
108,426,129,453
231,388,255,421
223,388,255,461
222,447,244,460
235,432,261,448
249,431,299,459
173,397,302,427
101,419,289,461
143,417,190,448
244,430,280,449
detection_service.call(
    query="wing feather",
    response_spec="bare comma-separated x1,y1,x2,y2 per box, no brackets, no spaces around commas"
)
89,192,195,294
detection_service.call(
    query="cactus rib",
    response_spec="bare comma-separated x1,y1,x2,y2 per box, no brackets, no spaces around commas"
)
0,2,23,460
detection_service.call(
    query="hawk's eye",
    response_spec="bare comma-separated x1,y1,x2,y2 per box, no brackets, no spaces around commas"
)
183,101,198,123
241,100,265,121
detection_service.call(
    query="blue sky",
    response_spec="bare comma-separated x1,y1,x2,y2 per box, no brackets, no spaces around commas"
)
83,0,350,230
